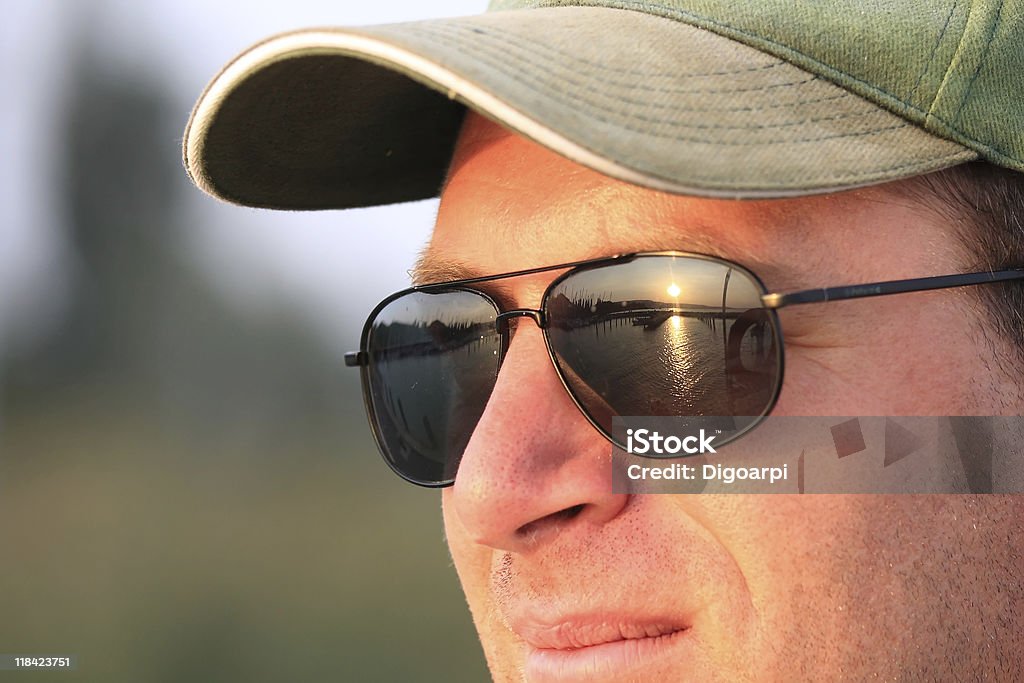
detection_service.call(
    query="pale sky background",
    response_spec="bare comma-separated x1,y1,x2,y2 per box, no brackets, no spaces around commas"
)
1,0,486,355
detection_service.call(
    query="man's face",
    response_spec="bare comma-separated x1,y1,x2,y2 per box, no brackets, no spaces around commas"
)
423,113,1023,681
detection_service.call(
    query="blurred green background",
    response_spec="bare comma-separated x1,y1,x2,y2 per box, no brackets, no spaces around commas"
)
1,1,488,680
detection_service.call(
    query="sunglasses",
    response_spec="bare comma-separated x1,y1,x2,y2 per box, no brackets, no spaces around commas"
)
346,251,1024,487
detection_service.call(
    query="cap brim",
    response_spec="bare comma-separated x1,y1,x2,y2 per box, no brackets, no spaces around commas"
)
184,6,976,209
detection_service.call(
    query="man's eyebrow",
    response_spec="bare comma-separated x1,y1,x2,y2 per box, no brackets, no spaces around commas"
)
409,253,521,310
410,252,482,286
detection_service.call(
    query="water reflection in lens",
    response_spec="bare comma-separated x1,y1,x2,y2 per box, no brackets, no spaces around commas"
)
545,255,780,438
365,289,501,484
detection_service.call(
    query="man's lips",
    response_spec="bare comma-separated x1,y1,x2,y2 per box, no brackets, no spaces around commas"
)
513,616,689,650
511,613,693,682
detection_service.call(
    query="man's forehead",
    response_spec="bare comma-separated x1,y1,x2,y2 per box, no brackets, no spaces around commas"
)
429,119,770,276
418,113,947,291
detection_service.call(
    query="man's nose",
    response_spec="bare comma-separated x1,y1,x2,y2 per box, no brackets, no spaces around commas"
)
449,323,628,553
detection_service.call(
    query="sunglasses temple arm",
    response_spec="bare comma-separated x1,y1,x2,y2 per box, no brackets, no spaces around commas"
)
345,351,368,367
761,269,1024,310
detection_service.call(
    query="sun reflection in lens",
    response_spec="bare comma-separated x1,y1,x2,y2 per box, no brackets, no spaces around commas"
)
662,309,696,413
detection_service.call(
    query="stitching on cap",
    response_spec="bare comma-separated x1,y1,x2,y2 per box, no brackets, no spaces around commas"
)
440,19,788,79
710,150,973,184
408,22,822,105
540,0,1017,163
633,148,972,187
850,150,972,177
426,25,908,144
909,0,958,102
923,0,973,121
412,23,856,129
952,0,1004,122
407,22,907,142
409,22,793,96
536,2,934,116
414,21,816,96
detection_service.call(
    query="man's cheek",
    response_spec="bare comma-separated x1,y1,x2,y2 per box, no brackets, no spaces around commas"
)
773,346,891,416
783,337,981,417
442,492,494,612
693,497,859,673
442,492,524,680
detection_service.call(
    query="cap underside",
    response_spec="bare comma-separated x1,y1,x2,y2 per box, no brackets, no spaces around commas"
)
184,6,976,209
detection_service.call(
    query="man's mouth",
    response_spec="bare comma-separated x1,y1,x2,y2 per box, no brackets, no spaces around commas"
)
511,615,692,682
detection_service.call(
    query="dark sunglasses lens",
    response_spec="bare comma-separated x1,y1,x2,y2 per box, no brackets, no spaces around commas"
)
364,290,501,485
545,255,780,439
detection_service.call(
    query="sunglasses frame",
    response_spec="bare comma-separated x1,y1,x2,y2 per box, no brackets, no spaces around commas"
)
348,251,781,487
346,250,1024,487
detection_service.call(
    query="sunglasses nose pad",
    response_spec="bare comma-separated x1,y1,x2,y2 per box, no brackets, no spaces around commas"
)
495,308,546,335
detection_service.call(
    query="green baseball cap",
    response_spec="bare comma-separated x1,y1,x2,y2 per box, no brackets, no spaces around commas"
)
183,0,1024,209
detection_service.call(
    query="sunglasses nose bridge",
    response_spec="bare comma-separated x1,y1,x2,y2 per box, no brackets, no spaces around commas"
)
495,308,547,333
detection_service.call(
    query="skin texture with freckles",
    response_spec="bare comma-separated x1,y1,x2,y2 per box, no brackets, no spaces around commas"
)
430,113,1023,681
